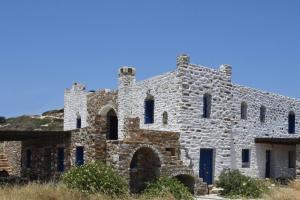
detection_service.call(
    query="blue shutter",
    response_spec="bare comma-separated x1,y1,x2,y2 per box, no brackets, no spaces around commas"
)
76,146,84,166
145,100,154,124
76,118,82,129
57,148,65,172
242,149,249,163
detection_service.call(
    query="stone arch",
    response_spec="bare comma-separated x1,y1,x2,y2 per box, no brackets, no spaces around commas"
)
129,146,161,193
174,174,195,194
98,104,118,118
96,105,118,140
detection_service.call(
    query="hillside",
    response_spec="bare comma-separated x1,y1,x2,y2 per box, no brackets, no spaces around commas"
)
0,109,64,131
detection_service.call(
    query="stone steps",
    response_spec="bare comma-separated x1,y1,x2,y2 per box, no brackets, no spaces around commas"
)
0,154,12,174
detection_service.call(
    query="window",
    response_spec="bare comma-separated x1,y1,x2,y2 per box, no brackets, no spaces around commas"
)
203,94,212,118
57,147,65,172
241,102,248,120
260,106,266,123
107,109,118,140
76,116,82,129
26,149,32,168
76,146,84,166
162,111,168,125
242,149,250,168
288,111,295,134
288,151,296,168
144,96,154,124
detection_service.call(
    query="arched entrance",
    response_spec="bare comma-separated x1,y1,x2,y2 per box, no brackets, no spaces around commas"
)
106,109,118,140
130,147,161,193
175,174,195,194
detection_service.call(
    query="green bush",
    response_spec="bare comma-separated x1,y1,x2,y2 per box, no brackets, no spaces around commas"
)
216,169,268,198
62,162,128,197
142,177,193,200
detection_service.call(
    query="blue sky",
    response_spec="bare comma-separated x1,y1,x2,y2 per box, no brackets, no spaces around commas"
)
0,0,299,117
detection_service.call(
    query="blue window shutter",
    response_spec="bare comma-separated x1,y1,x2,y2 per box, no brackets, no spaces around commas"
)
76,118,81,129
76,147,84,166
242,149,249,163
145,100,154,124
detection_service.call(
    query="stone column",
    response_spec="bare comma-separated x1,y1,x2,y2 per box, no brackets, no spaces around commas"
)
296,144,300,179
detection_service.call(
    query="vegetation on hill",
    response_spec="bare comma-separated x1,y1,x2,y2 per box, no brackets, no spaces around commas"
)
0,109,64,131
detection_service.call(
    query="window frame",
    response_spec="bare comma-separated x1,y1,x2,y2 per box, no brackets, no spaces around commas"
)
75,146,84,166
144,98,155,124
203,93,212,119
242,149,251,168
241,102,248,120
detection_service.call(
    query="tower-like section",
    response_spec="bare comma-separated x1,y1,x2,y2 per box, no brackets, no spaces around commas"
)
118,66,136,139
64,82,88,131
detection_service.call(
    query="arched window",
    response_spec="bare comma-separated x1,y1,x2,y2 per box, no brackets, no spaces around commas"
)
260,106,266,123
145,95,154,124
288,111,295,134
76,115,82,129
203,93,212,118
162,111,168,125
241,102,248,120
107,109,118,140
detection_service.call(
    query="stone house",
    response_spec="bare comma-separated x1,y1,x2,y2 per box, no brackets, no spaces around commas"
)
1,54,300,195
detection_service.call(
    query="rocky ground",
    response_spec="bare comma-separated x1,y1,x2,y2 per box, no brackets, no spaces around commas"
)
0,109,64,131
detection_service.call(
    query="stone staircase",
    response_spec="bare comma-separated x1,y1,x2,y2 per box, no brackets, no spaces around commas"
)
0,154,12,175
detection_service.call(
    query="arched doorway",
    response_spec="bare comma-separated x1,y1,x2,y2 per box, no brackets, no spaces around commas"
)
106,109,118,140
130,147,161,193
175,174,195,194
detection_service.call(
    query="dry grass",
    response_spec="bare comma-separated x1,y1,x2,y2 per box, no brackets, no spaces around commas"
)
0,183,173,200
263,180,300,200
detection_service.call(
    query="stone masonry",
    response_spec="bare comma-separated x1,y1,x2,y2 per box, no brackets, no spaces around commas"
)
2,54,300,196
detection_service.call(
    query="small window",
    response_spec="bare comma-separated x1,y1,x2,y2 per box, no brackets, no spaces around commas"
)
76,146,84,166
241,102,248,120
203,93,212,118
162,111,168,125
145,96,154,124
76,116,82,129
242,149,250,168
288,151,296,168
260,106,266,123
57,147,65,172
288,111,295,134
26,149,32,168
166,148,176,156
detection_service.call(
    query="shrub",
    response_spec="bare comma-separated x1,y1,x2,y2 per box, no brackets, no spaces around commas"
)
63,161,128,197
216,169,268,198
142,177,193,200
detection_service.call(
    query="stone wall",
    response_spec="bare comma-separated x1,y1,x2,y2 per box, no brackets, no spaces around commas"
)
86,90,118,128
21,136,71,180
106,117,207,195
296,144,300,179
3,141,21,176
176,55,233,179
118,67,181,141
232,85,300,178
64,83,88,131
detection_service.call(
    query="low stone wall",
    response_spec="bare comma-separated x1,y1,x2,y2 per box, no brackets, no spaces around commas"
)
21,136,71,180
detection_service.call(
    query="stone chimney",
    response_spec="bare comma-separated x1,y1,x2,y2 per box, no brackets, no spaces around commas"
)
118,66,136,88
176,54,190,68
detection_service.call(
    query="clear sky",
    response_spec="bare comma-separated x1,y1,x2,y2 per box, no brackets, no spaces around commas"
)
0,0,299,117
